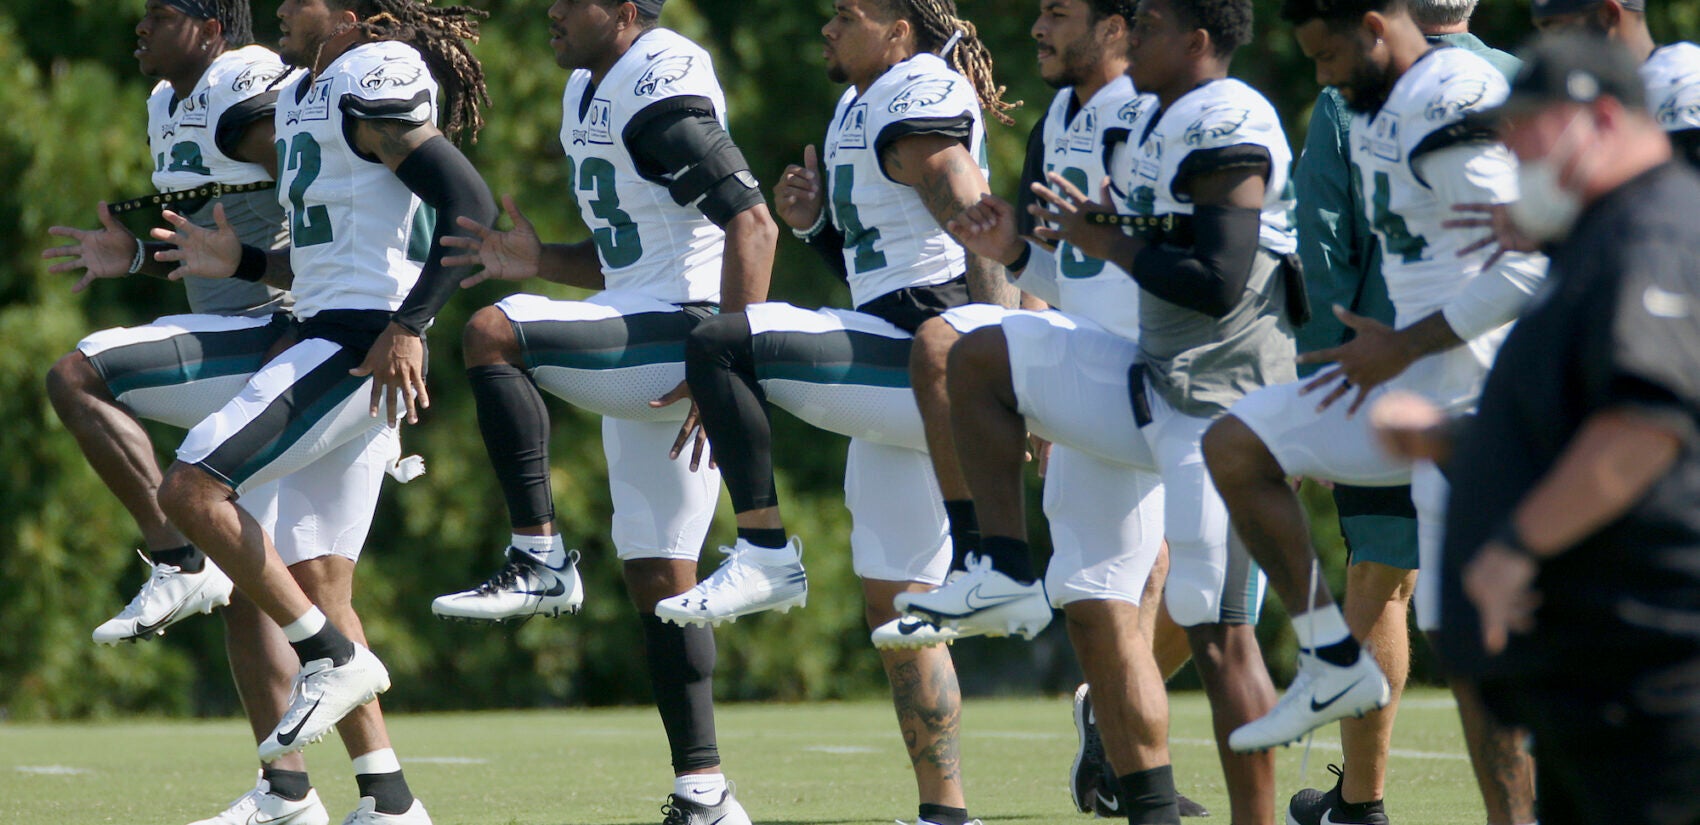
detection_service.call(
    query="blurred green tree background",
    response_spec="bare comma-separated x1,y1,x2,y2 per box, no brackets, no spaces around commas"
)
2,0,1694,719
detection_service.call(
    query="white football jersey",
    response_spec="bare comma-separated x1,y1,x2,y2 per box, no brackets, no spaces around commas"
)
823,53,988,308
1115,78,1296,256
1038,79,1153,342
1349,47,1512,327
558,28,729,303
274,41,438,320
1643,41,1700,132
148,45,289,193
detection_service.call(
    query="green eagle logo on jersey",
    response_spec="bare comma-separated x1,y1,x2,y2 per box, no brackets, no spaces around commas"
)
636,55,694,96
889,78,955,114
1183,106,1249,147
1656,81,1700,130
1423,78,1490,122
360,59,422,92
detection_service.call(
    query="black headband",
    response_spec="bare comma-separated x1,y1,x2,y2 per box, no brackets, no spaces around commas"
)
162,0,221,20
632,0,666,18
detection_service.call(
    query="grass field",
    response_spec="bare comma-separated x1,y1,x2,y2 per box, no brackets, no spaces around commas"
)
0,688,1488,824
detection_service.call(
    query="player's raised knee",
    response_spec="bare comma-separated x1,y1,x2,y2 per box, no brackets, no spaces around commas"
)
1201,414,1267,482
157,461,216,522
461,305,519,366
684,311,750,368
908,316,958,375
45,350,101,411
947,325,1009,378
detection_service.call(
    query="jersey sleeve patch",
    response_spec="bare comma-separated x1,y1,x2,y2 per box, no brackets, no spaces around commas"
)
1173,144,1272,200
889,77,958,115
634,54,695,97
1182,105,1252,149
1422,76,1494,123
340,89,433,125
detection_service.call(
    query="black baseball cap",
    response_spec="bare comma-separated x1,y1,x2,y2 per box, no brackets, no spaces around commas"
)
632,0,666,17
1530,0,1645,20
1472,33,1647,123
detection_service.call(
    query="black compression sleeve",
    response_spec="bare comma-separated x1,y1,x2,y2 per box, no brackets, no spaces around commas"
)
685,313,777,513
1015,118,1047,237
1128,205,1262,318
805,221,849,283
624,98,765,228
215,91,280,158
390,135,497,335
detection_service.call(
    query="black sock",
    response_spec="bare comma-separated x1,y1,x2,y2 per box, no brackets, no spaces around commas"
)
151,544,206,574
1118,765,1181,825
918,803,969,825
942,500,979,571
737,527,788,550
978,535,1037,584
1315,636,1361,667
640,613,720,772
289,622,355,667
260,767,310,801
686,313,778,513
355,770,414,815
1336,795,1386,817
467,364,556,528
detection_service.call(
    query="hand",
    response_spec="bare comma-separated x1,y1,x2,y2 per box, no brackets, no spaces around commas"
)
151,203,241,280
1444,202,1539,270
443,194,543,287
351,323,428,426
1464,542,1541,655
945,192,1028,267
1027,173,1126,264
774,144,826,232
650,380,714,472
1369,390,1450,462
44,201,142,291
1026,433,1052,477
1295,305,1421,415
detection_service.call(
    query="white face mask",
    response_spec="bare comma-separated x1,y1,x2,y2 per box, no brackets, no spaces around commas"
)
1508,112,1590,243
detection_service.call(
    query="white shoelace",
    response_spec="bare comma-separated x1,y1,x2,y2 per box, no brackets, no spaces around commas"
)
117,549,182,619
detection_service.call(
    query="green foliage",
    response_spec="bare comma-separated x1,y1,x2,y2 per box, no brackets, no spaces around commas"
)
0,0,1671,719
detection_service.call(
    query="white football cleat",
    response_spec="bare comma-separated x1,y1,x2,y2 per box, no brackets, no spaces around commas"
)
93,550,233,645
659,783,752,825
1229,649,1391,753
431,548,584,622
654,538,807,627
260,643,391,762
893,554,1052,640
339,797,431,824
870,616,966,649
187,775,329,825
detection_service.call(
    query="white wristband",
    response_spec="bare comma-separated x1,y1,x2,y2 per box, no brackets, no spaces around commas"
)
791,208,828,241
128,237,146,275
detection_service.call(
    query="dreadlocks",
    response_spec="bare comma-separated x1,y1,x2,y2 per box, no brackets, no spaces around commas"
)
214,0,255,47
880,0,1019,125
331,0,491,144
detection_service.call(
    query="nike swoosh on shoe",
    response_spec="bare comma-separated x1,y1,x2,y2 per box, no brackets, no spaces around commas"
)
1309,677,1367,713
274,699,323,746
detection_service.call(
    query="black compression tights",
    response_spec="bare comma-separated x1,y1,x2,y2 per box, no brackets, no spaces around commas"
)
467,363,554,528
685,313,777,513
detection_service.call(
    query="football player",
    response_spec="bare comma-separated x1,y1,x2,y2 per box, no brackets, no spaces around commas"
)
939,0,1306,820
150,1,498,822
662,2,1015,824
1204,0,1546,763
429,1,776,822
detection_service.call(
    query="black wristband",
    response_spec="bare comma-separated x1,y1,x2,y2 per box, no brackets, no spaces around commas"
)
1006,242,1033,273
1492,519,1541,562
233,244,268,282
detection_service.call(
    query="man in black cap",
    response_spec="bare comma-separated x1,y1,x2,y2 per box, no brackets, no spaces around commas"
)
1433,33,1700,825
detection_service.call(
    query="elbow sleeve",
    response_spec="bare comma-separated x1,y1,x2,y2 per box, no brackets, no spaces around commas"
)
1129,205,1261,318
390,135,497,335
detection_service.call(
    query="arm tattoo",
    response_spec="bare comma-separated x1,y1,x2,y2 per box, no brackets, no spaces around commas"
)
915,153,977,229
966,252,1015,307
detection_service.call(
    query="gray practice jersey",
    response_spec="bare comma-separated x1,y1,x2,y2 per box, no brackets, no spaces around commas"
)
147,45,292,317
1113,78,1298,417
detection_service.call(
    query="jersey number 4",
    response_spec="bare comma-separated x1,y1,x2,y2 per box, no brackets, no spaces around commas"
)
832,164,887,274
1357,168,1428,264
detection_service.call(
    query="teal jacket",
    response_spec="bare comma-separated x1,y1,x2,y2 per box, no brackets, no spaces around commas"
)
1292,33,1520,374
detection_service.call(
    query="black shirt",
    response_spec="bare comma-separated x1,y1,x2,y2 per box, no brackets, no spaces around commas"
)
1437,162,1700,684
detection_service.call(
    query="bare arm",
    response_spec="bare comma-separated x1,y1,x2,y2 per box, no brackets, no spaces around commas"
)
1510,410,1682,557
717,204,778,313
882,133,1009,304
